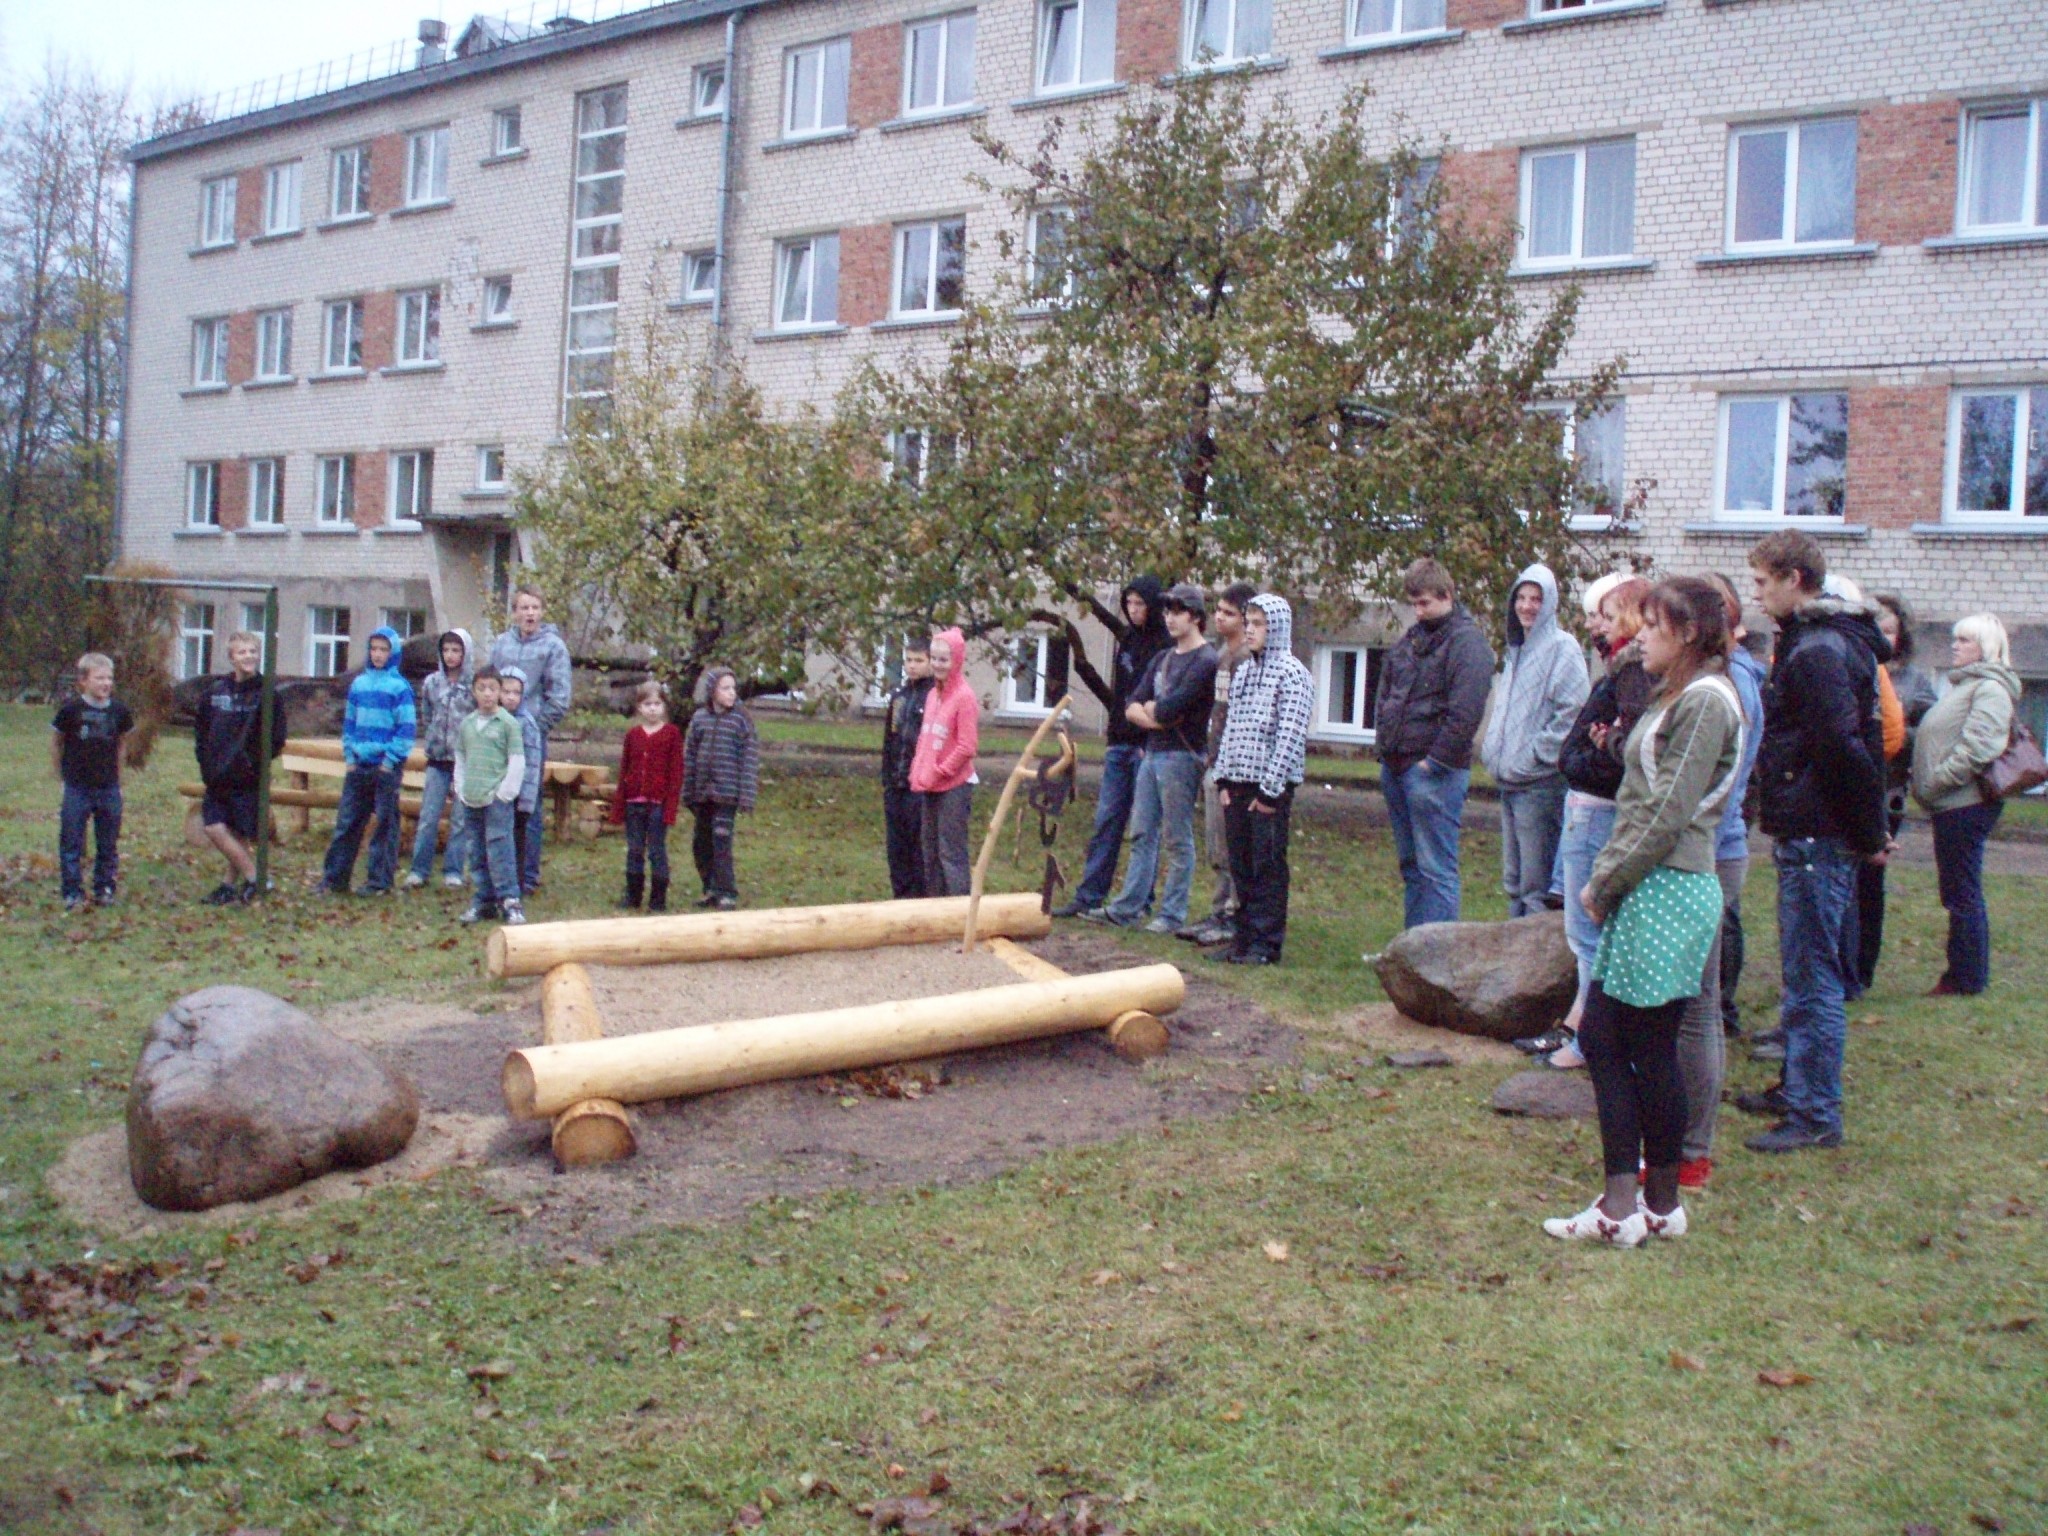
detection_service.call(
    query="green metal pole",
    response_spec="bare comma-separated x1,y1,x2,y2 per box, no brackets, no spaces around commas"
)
254,589,279,899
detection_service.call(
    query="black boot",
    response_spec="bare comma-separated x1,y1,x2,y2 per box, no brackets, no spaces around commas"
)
620,872,643,909
648,878,669,914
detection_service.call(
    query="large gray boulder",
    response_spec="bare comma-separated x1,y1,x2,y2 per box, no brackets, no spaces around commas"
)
1371,911,1577,1043
127,987,419,1211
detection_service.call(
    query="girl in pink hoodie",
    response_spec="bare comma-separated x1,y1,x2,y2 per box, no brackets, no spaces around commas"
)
909,626,980,895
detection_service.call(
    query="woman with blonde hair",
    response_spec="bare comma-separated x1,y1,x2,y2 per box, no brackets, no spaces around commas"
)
1911,612,2020,996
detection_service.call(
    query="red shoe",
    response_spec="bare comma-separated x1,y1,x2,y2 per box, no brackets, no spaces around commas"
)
1677,1157,1712,1189
1927,978,1961,997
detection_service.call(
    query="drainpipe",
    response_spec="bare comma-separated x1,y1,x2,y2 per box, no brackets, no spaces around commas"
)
709,6,746,391
112,164,140,567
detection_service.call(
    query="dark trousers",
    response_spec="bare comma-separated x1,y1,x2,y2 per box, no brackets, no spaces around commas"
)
1852,809,1906,991
919,783,974,897
623,801,670,884
1071,744,1142,905
1219,780,1292,961
883,784,926,899
1579,981,1687,1178
692,802,738,899
59,783,122,899
323,765,401,893
1718,873,1746,1032
1932,800,2001,995
520,752,546,890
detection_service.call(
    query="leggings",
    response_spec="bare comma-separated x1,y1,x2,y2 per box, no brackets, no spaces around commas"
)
1580,981,1688,1178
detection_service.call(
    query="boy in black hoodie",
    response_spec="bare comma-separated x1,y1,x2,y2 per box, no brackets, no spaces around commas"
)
1055,575,1170,918
879,639,934,898
193,631,287,905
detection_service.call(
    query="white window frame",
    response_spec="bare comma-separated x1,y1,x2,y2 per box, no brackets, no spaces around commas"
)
330,143,371,220
179,602,216,680
566,85,627,415
1026,207,1075,304
1348,0,1446,42
1533,0,1637,12
261,160,301,235
1518,139,1637,270
1713,393,1849,523
887,428,957,486
783,38,851,138
894,218,967,318
1945,386,2048,522
1532,399,1626,530
1001,633,1056,716
1037,0,1117,93
775,234,840,329
239,602,271,669
315,454,356,525
904,11,978,116
192,317,229,387
323,299,363,372
1725,117,1859,253
396,288,441,366
482,275,515,323
185,462,220,528
247,457,284,527
1311,644,1382,743
864,638,908,707
199,175,236,247
492,106,523,156
308,606,351,679
682,250,719,303
380,607,428,639
1958,99,2046,235
405,124,450,206
254,307,292,380
390,450,434,525
476,444,507,490
1182,0,1272,68
694,62,728,118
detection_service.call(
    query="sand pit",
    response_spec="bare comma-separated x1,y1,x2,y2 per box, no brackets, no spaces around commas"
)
50,936,1296,1250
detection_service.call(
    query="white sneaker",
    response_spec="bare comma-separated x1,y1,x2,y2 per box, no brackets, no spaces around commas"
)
1542,1199,1647,1248
1640,1196,1688,1239
501,900,526,926
1545,1039,1587,1070
402,872,427,889
443,874,466,888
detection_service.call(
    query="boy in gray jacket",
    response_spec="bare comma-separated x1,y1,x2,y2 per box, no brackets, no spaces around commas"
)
407,628,475,888
1480,563,1589,916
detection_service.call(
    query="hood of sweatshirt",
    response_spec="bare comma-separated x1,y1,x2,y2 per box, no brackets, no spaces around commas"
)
367,624,404,670
1789,596,1892,668
1122,576,1169,646
1248,593,1294,659
929,628,968,697
697,665,737,711
1504,563,1561,650
1947,659,2022,700
440,627,474,682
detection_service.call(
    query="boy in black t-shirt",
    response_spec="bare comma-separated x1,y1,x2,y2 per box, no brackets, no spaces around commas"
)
50,652,134,911
194,632,287,905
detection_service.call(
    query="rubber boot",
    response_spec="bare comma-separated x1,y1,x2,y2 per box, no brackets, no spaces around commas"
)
620,872,643,910
648,878,669,914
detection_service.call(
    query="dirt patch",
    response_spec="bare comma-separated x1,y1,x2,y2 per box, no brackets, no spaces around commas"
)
49,936,1295,1251
1307,1002,1521,1067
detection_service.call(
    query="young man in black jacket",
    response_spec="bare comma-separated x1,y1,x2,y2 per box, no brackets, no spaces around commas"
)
1373,559,1496,929
879,639,934,899
1746,530,1894,1154
193,632,288,905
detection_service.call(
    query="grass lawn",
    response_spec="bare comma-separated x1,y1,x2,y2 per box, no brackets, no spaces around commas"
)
0,701,2042,1535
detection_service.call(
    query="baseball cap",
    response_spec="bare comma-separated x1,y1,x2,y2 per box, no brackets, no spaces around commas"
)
1161,582,1207,617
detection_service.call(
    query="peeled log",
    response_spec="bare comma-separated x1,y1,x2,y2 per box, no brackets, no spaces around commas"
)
539,963,636,1166
540,964,606,1045
503,964,1186,1119
487,894,1052,979
1107,1010,1170,1062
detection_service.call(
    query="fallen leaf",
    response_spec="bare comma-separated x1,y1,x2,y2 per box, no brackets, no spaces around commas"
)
887,1462,908,1479
1262,1241,1289,1263
1219,1401,1244,1422
164,1443,206,1463
868,1494,943,1531
482,1447,509,1463
467,1360,513,1382
1668,1351,1705,1372
732,1505,765,1528
1758,1368,1813,1388
322,1409,363,1436
927,1470,951,1495
796,1472,840,1498
1970,1516,2006,1533
1090,1269,1122,1287
917,1407,940,1426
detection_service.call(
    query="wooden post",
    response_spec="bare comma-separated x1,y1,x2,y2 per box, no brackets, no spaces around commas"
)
963,696,1073,952
503,963,1186,1119
539,963,637,1167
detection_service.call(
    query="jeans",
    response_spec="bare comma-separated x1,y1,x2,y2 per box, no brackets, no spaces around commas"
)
323,764,402,893
1382,759,1470,929
407,763,472,883
1932,800,2001,995
1580,982,1686,1178
1220,781,1293,961
59,783,122,899
692,802,739,899
919,783,973,897
623,801,671,885
520,763,546,892
883,784,926,899
1559,795,1618,1004
1071,744,1143,907
1499,774,1567,918
1676,857,1745,1161
463,799,520,904
1108,750,1206,927
1718,855,1748,1032
1774,836,1859,1137
1203,777,1235,922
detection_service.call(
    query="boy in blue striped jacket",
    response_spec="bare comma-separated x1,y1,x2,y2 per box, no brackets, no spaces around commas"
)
320,625,418,895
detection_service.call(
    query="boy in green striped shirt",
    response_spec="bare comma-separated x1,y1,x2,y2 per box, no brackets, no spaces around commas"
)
454,666,526,926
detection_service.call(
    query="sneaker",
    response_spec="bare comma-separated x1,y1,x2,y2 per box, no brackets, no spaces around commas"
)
1639,1196,1689,1239
402,872,427,889
63,894,86,913
202,882,241,906
1544,1039,1587,1070
1173,922,1214,942
1677,1157,1713,1189
359,886,392,898
501,900,527,926
1748,1027,1787,1063
1745,1119,1842,1154
317,882,349,898
235,880,261,904
1734,1083,1789,1118
712,895,739,911
443,874,466,889
1081,906,1118,924
1051,898,1103,919
1542,1198,1647,1247
459,902,497,925
1222,950,1276,966
94,888,116,908
1197,924,1237,948
1513,1026,1574,1056
1142,917,1178,936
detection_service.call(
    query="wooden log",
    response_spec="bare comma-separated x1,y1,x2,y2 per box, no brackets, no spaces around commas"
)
538,963,637,1167
541,963,606,1045
1107,1010,1170,1062
985,936,1068,984
487,893,1053,979
503,963,1186,1119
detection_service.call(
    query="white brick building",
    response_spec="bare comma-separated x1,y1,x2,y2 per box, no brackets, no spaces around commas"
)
121,0,2048,737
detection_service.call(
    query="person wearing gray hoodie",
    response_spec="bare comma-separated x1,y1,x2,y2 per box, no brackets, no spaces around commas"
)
406,628,475,888
489,587,574,892
1480,563,1590,917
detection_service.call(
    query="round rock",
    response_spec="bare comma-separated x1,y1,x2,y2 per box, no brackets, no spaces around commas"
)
1371,911,1578,1043
1490,1070,1598,1119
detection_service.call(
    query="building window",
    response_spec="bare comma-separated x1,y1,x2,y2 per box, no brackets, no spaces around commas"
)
476,444,507,489
396,288,441,365
682,250,719,302
192,317,228,386
1384,157,1440,256
185,462,220,527
1727,118,1857,251
308,606,351,678
775,234,840,328
179,603,216,679
405,124,450,205
1534,0,1636,11
1716,393,1848,520
239,602,271,668
331,143,371,219
199,175,236,247
694,63,728,117
895,218,966,317
492,106,523,156
316,454,356,524
391,450,434,523
255,307,292,380
323,299,363,371
1350,0,1445,40
261,161,301,235
1039,0,1116,92
1960,99,2046,234
888,428,958,486
1520,139,1636,268
1185,0,1272,66
1534,400,1626,527
381,607,428,638
566,85,626,413
1949,387,2048,520
1027,207,1074,302
783,38,850,137
905,12,977,115
247,457,284,526
1001,632,1067,714
482,275,514,322
1313,645,1385,740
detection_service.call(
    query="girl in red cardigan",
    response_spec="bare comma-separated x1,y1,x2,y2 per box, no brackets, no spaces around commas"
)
609,680,684,911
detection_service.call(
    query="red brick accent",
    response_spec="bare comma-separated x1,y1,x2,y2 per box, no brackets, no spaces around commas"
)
1846,386,1946,530
226,311,255,386
839,223,895,327
1118,0,1181,81
360,291,396,373
217,460,248,532
1439,146,1520,244
234,167,262,242
353,451,387,530
850,24,901,128
368,132,406,213
1447,0,1525,28
1857,101,1959,247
